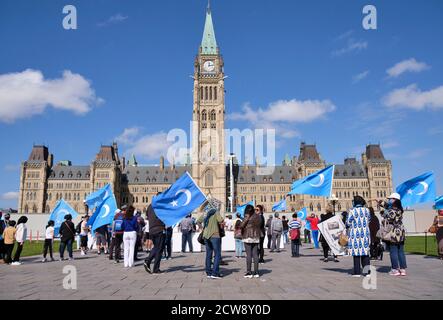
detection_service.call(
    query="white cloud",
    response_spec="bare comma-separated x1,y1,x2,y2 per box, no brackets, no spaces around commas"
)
386,58,430,78
332,39,368,57
0,69,103,123
228,99,336,139
383,84,443,110
1,192,19,201
115,127,140,145
98,14,128,27
4,164,20,172
115,128,174,161
335,30,354,41
381,141,399,149
428,127,443,136
406,148,431,160
353,70,370,83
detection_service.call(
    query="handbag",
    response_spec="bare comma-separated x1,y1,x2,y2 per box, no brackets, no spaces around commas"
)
377,220,394,241
218,223,226,238
428,224,437,234
197,229,205,245
338,231,348,247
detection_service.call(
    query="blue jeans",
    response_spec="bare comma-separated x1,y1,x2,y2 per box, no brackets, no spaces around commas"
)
205,237,221,276
311,230,319,248
59,239,73,259
283,231,289,244
235,239,243,257
181,230,193,252
389,243,407,269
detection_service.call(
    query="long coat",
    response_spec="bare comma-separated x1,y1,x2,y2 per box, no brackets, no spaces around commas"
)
346,206,371,256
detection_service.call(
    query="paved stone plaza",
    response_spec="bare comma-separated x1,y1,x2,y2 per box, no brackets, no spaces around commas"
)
1,243,442,300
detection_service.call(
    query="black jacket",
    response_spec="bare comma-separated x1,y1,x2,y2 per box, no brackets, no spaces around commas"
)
259,214,266,237
146,204,166,236
59,220,75,242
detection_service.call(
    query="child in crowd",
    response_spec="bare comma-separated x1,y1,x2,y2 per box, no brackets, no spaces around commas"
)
3,221,17,264
42,220,55,262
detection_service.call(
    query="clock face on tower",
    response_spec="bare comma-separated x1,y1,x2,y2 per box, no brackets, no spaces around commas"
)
203,60,215,72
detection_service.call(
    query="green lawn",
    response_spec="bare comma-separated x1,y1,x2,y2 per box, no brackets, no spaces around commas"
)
12,241,66,258
7,236,440,258
405,236,439,257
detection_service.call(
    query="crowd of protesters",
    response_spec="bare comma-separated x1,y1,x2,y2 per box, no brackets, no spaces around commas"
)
3,191,443,280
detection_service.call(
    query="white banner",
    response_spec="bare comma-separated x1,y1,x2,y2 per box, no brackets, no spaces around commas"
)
318,215,347,256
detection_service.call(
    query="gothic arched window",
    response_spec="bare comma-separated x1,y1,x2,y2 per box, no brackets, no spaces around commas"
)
24,205,29,213
210,110,216,121
309,203,314,211
209,86,213,100
204,170,214,187
205,87,208,100
200,87,204,100
214,86,217,100
202,110,207,121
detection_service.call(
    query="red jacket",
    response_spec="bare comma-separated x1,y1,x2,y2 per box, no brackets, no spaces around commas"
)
306,217,319,231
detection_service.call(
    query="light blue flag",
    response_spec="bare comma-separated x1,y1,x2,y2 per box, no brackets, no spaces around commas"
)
236,201,255,218
152,172,207,227
85,184,112,209
90,195,118,233
396,171,436,207
297,207,308,220
48,199,79,235
435,195,443,210
272,199,287,212
288,165,335,197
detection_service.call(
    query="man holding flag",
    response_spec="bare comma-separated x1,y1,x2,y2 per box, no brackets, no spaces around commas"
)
143,172,207,275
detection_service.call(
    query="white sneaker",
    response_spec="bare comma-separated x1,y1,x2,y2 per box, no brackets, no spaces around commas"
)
81,250,86,256
389,269,401,276
41,258,47,263
11,262,22,266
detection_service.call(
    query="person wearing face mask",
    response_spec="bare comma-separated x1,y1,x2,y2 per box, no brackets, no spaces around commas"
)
377,193,407,277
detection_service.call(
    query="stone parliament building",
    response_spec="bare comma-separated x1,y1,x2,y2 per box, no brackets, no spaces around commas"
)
18,5,393,215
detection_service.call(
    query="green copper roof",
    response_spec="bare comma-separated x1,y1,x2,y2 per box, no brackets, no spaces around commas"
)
128,154,138,167
283,154,292,166
200,5,218,55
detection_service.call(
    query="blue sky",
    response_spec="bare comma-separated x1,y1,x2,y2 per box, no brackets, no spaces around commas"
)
1,0,442,209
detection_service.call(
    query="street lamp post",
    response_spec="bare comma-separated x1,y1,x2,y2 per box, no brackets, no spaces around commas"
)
328,194,339,214
228,154,236,213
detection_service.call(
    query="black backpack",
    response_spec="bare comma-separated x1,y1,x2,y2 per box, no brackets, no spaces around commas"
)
75,221,82,234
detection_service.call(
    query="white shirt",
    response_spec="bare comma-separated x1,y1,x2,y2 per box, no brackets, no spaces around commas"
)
143,220,150,233
80,220,89,236
45,226,54,240
15,223,27,243
224,218,233,231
